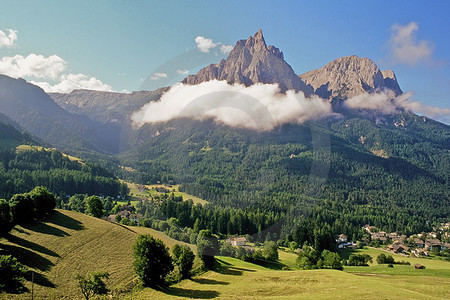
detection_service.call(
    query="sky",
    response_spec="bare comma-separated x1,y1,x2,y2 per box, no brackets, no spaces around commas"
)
0,0,449,118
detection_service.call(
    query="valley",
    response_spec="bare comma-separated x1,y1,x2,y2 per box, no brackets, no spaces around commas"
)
0,7,449,298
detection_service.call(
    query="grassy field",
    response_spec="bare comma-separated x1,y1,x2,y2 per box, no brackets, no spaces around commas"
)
0,210,192,299
124,181,208,205
130,255,450,300
15,144,85,164
1,212,449,299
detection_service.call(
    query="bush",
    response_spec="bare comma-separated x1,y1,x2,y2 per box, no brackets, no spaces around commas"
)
196,230,219,269
377,253,395,264
262,241,279,261
133,235,173,287
348,254,372,266
76,271,109,300
171,244,195,279
85,196,103,218
0,199,12,235
0,255,27,293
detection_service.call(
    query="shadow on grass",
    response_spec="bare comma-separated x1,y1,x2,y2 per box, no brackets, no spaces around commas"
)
255,260,288,270
0,243,54,272
48,211,84,231
24,271,55,288
163,286,219,299
23,223,69,237
191,278,229,285
5,234,60,257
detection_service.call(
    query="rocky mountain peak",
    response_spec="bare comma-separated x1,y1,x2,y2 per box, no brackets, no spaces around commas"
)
299,55,402,100
182,30,312,95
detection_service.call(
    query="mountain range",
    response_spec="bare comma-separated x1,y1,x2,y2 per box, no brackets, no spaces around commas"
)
0,30,448,228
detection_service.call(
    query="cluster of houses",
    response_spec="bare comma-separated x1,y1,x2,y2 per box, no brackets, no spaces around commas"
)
107,204,143,223
362,224,450,257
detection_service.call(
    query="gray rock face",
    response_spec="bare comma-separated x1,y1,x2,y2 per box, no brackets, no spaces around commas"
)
299,55,402,100
182,30,312,95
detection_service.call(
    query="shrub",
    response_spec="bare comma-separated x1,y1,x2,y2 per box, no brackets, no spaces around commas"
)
171,244,195,279
0,255,27,293
133,235,173,287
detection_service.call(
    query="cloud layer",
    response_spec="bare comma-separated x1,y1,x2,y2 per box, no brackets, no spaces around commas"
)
32,73,112,93
0,29,17,48
132,80,334,130
195,36,217,53
0,54,66,79
389,22,433,65
345,91,450,123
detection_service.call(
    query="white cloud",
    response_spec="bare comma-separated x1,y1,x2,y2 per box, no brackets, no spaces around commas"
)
0,29,18,48
32,73,112,93
177,69,189,75
389,22,433,65
150,72,168,80
195,36,217,53
132,80,334,131
220,44,233,55
0,54,66,79
344,91,450,123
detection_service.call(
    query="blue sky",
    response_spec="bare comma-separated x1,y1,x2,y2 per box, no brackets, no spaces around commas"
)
0,0,449,114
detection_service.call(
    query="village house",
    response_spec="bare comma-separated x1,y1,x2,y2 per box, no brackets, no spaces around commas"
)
227,236,247,247
336,234,348,244
363,225,377,233
413,238,425,248
411,249,429,257
387,242,409,254
371,231,387,242
425,239,444,251
129,213,143,222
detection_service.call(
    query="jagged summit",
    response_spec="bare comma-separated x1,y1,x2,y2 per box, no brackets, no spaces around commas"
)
182,30,312,95
299,55,402,101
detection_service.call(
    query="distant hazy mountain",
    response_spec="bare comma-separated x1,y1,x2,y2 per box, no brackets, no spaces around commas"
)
0,75,119,154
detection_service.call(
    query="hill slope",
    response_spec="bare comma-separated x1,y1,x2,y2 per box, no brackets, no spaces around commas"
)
0,209,193,299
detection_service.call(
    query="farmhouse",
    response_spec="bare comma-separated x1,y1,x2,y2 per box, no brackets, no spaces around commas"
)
387,242,409,254
227,236,247,247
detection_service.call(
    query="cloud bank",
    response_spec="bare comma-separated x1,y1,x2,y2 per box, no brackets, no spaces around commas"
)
0,54,66,79
32,73,112,93
150,72,168,80
0,29,18,48
389,22,433,65
195,36,217,53
345,91,450,123
132,80,334,131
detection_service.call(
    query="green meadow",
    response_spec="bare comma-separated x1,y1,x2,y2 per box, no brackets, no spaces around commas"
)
1,210,449,299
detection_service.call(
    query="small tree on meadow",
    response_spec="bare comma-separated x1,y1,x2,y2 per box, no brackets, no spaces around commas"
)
85,196,104,218
133,234,173,287
0,255,28,293
262,241,279,261
0,199,12,235
196,230,219,269
76,271,110,300
171,244,195,279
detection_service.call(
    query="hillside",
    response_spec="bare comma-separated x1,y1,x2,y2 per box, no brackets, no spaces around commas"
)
0,209,194,299
1,210,449,299
0,75,119,154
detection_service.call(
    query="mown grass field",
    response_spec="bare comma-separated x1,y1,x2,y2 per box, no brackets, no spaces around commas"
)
130,255,450,300
0,210,192,299
1,211,449,299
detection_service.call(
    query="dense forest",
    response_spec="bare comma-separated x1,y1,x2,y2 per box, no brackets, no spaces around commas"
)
0,119,128,200
117,113,449,246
